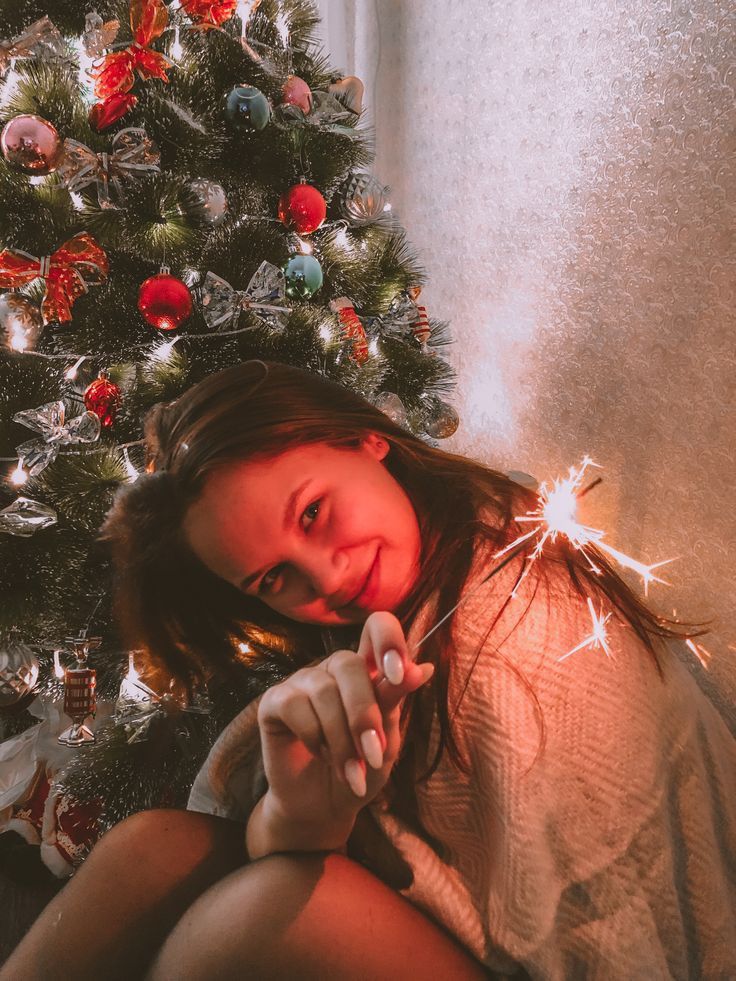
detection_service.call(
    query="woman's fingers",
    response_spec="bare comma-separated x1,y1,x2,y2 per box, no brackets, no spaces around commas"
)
357,610,434,714
259,631,435,802
358,610,411,684
258,682,326,761
322,650,387,766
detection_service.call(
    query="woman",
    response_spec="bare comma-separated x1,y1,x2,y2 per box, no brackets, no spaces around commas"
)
4,360,735,980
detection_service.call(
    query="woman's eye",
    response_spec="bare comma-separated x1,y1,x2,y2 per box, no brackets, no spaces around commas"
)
259,501,322,594
260,566,282,593
302,499,321,526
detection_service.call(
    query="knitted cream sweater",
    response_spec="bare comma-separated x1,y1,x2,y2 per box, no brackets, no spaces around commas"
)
189,536,736,979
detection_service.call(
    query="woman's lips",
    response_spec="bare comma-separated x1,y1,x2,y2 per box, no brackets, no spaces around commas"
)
347,549,380,609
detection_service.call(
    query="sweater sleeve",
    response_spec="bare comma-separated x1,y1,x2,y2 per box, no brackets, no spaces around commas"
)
435,549,736,979
187,695,267,823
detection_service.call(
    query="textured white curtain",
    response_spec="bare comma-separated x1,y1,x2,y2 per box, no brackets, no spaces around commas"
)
316,0,736,716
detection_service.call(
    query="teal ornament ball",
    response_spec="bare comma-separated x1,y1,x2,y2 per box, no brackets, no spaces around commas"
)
282,254,323,299
225,85,271,132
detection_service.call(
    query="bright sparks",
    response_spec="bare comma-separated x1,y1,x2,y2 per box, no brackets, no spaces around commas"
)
497,456,674,597
559,597,613,662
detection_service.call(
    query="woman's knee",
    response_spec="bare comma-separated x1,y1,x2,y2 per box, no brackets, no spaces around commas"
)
86,808,247,892
150,851,486,980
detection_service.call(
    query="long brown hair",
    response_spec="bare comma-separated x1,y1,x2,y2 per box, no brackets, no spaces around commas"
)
101,360,700,798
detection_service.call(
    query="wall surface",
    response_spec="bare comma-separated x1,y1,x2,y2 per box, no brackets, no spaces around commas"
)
315,0,736,715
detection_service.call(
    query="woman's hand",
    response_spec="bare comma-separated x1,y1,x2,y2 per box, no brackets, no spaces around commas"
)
256,611,433,844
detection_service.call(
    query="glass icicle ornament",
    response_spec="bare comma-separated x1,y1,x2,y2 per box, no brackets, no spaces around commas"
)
0,496,57,537
374,391,408,428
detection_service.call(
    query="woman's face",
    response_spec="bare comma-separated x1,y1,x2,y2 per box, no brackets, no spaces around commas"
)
183,436,422,625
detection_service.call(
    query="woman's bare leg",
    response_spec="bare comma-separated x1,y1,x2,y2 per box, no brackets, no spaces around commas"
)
149,851,488,980
0,809,247,981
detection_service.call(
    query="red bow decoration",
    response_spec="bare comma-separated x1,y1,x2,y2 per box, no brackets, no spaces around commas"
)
181,0,239,28
0,232,109,324
88,0,171,131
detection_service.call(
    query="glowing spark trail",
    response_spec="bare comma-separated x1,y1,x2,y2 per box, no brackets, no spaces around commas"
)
685,638,713,671
558,598,613,662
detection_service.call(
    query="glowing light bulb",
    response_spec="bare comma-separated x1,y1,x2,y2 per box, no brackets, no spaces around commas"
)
0,64,21,109
170,25,183,61
369,337,379,356
383,202,392,212
53,650,65,679
122,447,139,482
151,336,181,363
10,460,27,486
238,642,251,654
296,237,313,255
8,325,28,351
334,227,352,251
65,356,86,380
74,37,98,106
274,10,290,44
69,191,85,211
119,651,151,701
319,322,333,343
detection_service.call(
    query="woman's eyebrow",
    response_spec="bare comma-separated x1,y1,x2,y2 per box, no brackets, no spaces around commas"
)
239,477,313,591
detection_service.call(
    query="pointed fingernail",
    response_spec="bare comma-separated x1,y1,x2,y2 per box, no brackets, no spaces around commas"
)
360,729,384,769
344,759,367,797
383,649,404,685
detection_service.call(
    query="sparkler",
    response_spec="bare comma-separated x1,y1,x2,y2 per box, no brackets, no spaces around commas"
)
412,456,675,663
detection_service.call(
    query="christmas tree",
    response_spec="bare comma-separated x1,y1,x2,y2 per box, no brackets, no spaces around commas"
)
0,0,457,879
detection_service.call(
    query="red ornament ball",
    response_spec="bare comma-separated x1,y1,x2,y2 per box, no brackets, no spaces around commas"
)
84,371,121,428
0,114,63,175
281,75,313,114
277,183,326,234
138,272,192,331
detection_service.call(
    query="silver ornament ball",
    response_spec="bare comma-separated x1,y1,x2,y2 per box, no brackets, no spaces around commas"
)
423,399,460,439
179,179,229,227
0,631,39,708
337,172,389,226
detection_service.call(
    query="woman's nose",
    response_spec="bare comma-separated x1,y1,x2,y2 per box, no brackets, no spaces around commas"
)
300,547,348,602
